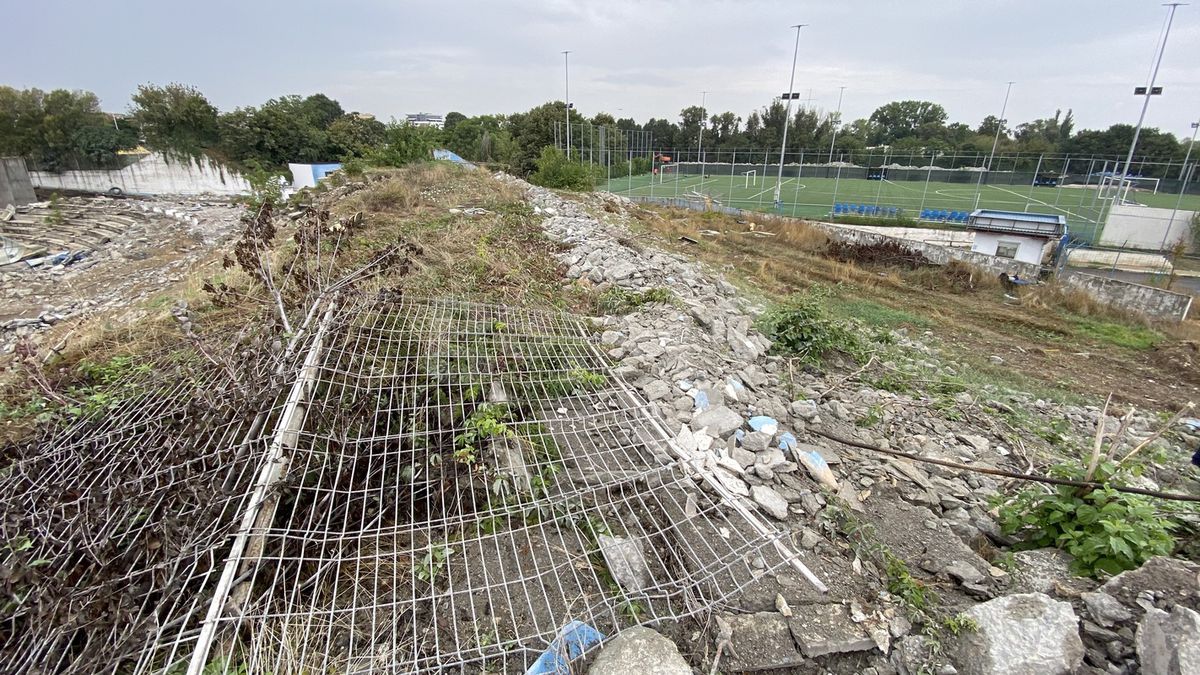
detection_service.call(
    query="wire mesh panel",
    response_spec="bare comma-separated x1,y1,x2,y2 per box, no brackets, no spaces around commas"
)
135,297,795,673
0,335,307,674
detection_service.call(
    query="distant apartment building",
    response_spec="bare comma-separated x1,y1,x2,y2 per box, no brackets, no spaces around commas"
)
405,113,444,128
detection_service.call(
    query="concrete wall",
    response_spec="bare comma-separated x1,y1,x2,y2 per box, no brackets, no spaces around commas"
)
1059,270,1192,321
971,232,1048,265
0,157,36,207
834,225,975,249
1099,204,1196,252
1066,249,1172,274
30,152,250,197
621,193,1193,321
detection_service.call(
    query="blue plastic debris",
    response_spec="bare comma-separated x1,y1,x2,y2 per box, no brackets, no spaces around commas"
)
777,431,797,451
748,416,779,435
734,429,746,446
796,447,839,490
692,389,710,411
525,621,606,675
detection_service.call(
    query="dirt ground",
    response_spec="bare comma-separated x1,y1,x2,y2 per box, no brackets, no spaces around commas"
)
624,206,1200,413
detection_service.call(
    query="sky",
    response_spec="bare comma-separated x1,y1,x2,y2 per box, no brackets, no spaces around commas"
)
4,0,1200,140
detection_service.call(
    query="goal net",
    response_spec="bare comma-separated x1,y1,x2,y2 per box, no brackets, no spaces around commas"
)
658,163,679,184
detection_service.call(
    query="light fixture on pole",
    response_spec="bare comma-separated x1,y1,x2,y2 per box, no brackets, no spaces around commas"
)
774,23,807,210
1160,119,1199,252
974,81,1014,210
828,86,846,163
698,90,709,182
1118,2,1186,204
563,50,571,160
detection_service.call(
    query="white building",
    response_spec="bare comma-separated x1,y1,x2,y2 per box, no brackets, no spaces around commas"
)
405,113,444,128
968,209,1066,266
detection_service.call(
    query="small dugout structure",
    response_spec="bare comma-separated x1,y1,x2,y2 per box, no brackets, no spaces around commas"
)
967,209,1066,265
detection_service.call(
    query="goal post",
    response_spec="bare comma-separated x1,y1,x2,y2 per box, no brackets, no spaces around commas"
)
742,169,758,188
658,163,679,184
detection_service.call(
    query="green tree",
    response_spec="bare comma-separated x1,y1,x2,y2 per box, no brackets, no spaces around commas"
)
368,122,438,166
328,114,386,157
0,86,130,171
867,100,948,144
298,93,344,129
508,101,583,173
129,83,219,155
443,111,467,131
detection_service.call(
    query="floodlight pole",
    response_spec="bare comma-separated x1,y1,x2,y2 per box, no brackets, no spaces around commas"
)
774,23,807,210
563,50,571,159
828,86,846,163
1118,2,1185,204
698,90,709,183
1159,119,1199,252
974,81,1014,210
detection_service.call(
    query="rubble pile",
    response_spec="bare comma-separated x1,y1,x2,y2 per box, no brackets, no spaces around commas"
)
496,174,1200,674
0,196,242,356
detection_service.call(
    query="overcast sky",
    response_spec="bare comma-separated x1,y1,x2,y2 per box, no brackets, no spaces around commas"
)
5,0,1199,139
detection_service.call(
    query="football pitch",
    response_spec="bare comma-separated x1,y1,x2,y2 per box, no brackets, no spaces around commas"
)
602,172,1200,243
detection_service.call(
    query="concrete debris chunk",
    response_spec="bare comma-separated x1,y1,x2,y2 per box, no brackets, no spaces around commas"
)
691,405,743,439
751,485,789,520
1081,591,1132,628
943,560,986,586
720,612,806,672
597,535,650,593
741,431,772,453
641,380,672,401
1135,605,1200,675
588,626,691,675
788,603,876,657
952,592,1083,675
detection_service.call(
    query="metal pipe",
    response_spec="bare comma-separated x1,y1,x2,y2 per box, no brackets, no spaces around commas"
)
1159,119,1199,251
828,86,845,163
1118,3,1184,200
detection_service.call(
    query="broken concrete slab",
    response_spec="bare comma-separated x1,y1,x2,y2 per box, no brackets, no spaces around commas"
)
943,560,986,586
691,405,743,439
788,603,876,658
1082,591,1132,628
1099,556,1200,610
751,485,789,520
719,612,805,672
741,430,772,453
1136,605,1200,675
952,592,1083,675
597,535,649,593
588,626,691,675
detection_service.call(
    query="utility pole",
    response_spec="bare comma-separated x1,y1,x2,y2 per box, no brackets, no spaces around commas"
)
828,86,846,163
698,90,709,183
1160,119,1199,252
974,81,1014,210
1118,2,1185,203
563,50,571,160
774,23,807,210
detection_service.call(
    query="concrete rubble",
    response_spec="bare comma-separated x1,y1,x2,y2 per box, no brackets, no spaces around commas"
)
487,175,1200,674
587,627,691,675
1,195,242,358
952,593,1084,675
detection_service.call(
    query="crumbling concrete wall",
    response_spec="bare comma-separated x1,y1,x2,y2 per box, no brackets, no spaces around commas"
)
1058,271,1192,321
833,224,975,249
1100,204,1195,252
0,157,36,207
30,152,250,197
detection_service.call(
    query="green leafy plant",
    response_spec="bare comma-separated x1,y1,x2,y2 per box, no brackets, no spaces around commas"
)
995,462,1176,577
415,544,454,583
758,289,861,364
529,146,598,191
596,286,673,314
941,613,978,636
454,403,515,465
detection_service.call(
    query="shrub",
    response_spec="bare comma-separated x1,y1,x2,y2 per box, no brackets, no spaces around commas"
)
758,289,861,363
529,147,597,191
996,462,1176,577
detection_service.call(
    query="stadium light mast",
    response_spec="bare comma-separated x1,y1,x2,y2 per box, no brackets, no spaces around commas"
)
1159,118,1199,252
563,50,571,159
698,90,709,182
828,86,846,163
1118,2,1185,203
774,23,807,210
973,81,1014,210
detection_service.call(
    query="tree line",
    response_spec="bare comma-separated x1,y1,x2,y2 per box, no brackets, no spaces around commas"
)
0,83,1193,179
